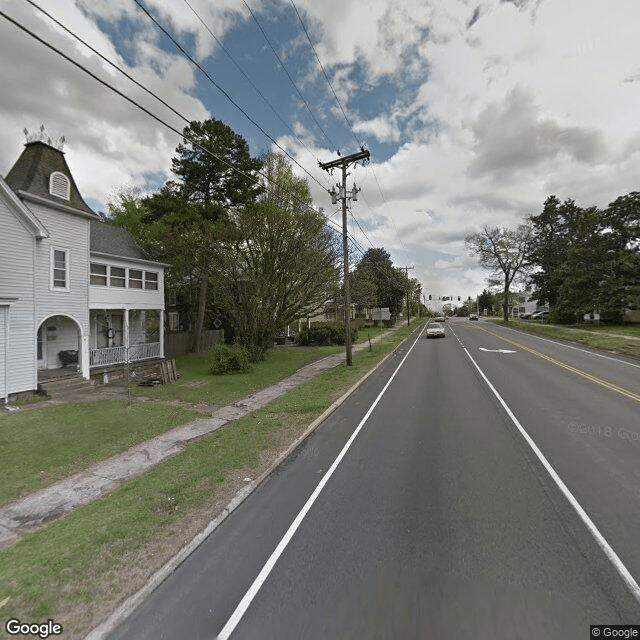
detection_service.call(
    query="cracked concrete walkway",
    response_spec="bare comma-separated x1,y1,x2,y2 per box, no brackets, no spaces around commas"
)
0,329,399,547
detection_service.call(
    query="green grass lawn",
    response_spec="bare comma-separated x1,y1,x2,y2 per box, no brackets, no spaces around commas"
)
0,332,393,507
131,344,344,405
495,320,640,358
0,401,200,506
560,324,640,338
0,322,418,638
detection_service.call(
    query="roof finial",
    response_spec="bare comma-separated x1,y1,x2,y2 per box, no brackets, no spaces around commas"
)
23,125,65,150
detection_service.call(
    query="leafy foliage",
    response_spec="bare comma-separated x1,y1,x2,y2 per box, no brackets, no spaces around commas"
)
207,343,252,375
208,153,340,361
350,248,409,321
528,193,640,323
465,225,532,322
298,323,358,346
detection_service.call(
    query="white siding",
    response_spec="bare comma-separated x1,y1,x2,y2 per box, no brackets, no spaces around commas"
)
29,203,90,334
89,256,164,310
0,197,37,395
0,307,6,400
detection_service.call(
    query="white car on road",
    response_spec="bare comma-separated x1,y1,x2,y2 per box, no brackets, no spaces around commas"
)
426,322,446,338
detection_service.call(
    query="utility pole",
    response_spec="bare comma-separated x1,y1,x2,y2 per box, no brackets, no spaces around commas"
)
320,148,370,366
398,266,414,326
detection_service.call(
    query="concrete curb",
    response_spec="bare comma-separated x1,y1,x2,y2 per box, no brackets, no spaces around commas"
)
85,325,419,639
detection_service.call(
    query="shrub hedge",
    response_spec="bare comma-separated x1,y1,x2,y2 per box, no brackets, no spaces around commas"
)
208,343,252,375
298,323,358,346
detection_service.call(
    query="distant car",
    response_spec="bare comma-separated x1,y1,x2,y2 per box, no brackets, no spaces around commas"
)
426,323,446,338
519,312,532,320
434,316,446,322
531,310,549,320
469,313,479,320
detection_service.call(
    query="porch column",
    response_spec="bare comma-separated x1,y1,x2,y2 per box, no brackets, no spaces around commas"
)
124,309,130,363
159,309,165,358
80,333,89,379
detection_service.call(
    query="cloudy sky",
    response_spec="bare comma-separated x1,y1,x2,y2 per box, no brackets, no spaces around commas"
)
1,0,639,303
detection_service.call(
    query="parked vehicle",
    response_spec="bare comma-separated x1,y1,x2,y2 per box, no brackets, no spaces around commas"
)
531,310,549,320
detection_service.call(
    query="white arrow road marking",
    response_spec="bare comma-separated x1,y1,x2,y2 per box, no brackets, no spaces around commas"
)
479,348,517,353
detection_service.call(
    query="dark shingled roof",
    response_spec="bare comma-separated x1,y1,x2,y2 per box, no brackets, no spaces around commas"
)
90,220,148,260
4,141,96,216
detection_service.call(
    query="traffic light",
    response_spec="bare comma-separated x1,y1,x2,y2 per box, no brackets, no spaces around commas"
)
429,295,432,300
458,296,461,301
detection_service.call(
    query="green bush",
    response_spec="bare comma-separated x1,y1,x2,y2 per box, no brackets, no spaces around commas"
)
298,323,358,346
208,343,252,375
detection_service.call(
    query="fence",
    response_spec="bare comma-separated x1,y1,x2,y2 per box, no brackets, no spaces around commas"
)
164,329,224,357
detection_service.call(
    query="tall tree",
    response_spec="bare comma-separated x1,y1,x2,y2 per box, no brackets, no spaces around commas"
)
528,196,582,311
465,224,532,322
352,248,408,321
144,119,264,351
209,153,340,360
528,193,640,323
605,192,640,315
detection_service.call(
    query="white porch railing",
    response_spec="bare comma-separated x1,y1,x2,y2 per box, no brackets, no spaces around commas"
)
89,342,161,368
128,342,161,361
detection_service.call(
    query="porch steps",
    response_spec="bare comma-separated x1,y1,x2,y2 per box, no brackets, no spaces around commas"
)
38,372,96,398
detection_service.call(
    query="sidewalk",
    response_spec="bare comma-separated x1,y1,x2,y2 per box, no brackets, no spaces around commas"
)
0,327,402,547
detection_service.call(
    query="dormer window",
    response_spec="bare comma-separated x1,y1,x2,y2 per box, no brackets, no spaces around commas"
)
49,171,70,200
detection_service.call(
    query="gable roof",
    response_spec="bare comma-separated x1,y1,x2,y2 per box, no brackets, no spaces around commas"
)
4,141,97,217
90,220,148,261
0,175,49,239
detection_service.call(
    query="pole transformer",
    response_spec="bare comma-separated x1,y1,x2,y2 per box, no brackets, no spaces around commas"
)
320,148,370,366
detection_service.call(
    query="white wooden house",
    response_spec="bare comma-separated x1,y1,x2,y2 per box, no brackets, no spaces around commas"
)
0,136,165,403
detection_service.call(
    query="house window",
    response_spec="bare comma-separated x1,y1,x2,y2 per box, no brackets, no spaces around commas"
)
49,172,70,200
90,263,107,286
51,248,68,289
144,271,158,290
168,311,179,331
110,266,126,287
128,269,143,289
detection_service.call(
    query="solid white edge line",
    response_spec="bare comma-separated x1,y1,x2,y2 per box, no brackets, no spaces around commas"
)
450,325,640,606
497,322,640,369
215,327,426,639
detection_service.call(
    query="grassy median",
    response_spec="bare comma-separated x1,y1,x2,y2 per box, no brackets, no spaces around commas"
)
0,322,418,639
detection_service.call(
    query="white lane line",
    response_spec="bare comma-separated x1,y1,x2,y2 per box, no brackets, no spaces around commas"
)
496,323,640,369
449,325,640,607
216,327,425,639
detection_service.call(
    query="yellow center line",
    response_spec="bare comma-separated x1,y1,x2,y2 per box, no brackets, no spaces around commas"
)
466,324,640,404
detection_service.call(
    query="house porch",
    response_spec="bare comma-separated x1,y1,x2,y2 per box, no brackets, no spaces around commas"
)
89,308,164,368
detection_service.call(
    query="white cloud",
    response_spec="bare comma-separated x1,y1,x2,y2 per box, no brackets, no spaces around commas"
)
3,0,640,301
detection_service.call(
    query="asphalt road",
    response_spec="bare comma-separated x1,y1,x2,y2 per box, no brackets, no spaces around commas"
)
109,320,640,640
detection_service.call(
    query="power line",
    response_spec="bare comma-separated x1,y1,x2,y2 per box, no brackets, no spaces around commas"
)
289,0,362,150
0,6,380,274
133,0,327,193
241,0,337,153
286,3,416,272
363,164,414,267
24,0,189,127
181,0,328,176
0,8,335,232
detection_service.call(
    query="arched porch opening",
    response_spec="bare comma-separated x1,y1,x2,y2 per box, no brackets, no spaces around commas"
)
37,314,84,378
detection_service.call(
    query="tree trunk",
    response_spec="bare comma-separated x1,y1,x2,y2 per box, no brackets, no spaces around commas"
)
193,266,208,353
503,283,509,322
